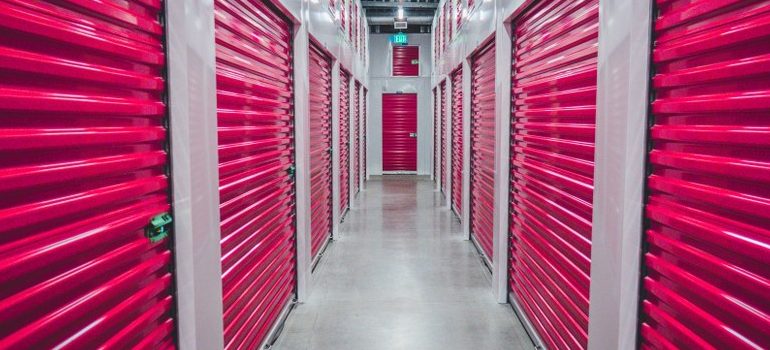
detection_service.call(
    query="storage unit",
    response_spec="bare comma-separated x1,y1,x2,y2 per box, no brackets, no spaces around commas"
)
392,45,420,77
469,40,496,262
363,88,368,181
215,1,296,348
309,42,333,261
382,93,418,172
339,69,351,217
639,2,770,349
440,80,448,196
352,81,360,196
508,1,598,348
451,67,464,218
434,88,439,183
0,1,176,348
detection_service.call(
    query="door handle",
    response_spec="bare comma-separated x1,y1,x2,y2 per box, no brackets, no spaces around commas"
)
409,132,417,138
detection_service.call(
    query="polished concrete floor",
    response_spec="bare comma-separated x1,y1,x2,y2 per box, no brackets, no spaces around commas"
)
273,176,534,350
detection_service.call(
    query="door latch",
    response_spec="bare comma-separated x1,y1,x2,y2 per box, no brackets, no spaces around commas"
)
145,212,172,243
409,132,417,138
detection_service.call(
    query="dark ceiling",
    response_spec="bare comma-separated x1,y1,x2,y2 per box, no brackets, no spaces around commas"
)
363,0,438,34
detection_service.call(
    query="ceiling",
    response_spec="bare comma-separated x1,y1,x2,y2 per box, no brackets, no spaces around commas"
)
363,0,439,33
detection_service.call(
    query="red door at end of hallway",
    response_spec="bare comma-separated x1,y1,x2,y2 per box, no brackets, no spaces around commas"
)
0,1,176,348
215,0,297,348
382,93,418,172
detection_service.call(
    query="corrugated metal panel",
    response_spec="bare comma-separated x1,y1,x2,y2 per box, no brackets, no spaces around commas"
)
392,45,419,77
451,68,464,218
456,0,463,30
0,1,176,348
508,1,598,348
363,88,368,181
434,88,439,183
0,0,176,349
352,81,360,196
215,1,296,348
440,80,448,196
470,41,496,261
640,1,770,349
339,69,350,216
382,93,418,171
309,42,333,260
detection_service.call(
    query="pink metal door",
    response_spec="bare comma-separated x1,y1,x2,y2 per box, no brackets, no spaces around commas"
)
363,88,368,181
392,46,420,77
508,1,598,348
382,93,418,172
339,69,350,216
434,88,439,183
309,42,333,261
469,41,495,262
640,1,770,349
440,80,448,196
215,1,296,348
352,81,360,196
451,67,464,218
0,1,176,348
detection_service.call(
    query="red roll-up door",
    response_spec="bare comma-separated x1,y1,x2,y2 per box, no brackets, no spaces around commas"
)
215,1,296,348
392,45,420,77
0,1,176,348
363,88,368,181
339,69,350,216
382,93,418,171
309,42,333,261
434,88,439,183
508,1,598,349
469,40,495,262
440,80,448,196
639,2,770,349
451,67,464,218
353,81,360,196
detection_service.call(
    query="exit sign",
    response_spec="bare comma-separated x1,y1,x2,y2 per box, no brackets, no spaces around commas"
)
391,32,408,45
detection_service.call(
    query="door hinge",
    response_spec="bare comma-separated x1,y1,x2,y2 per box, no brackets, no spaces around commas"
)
145,212,172,243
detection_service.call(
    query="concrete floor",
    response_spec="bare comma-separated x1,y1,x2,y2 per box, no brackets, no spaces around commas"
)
272,176,534,350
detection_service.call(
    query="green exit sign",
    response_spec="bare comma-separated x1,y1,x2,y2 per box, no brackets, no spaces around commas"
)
391,32,408,45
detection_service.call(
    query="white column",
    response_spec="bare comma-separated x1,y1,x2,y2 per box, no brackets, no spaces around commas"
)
492,20,513,304
293,19,312,303
166,1,224,349
587,1,653,349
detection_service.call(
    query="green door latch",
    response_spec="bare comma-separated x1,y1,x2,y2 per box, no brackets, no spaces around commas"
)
145,212,172,243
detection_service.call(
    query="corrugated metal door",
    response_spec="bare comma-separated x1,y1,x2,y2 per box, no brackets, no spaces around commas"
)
434,88,439,183
469,41,496,262
392,46,419,77
309,42,333,261
451,67,464,218
339,69,350,216
352,81,360,196
215,1,296,348
363,88,368,181
440,80,448,196
640,2,770,349
508,1,598,348
0,1,176,349
382,93,418,171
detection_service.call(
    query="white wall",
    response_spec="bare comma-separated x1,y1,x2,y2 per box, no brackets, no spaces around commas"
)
368,33,433,175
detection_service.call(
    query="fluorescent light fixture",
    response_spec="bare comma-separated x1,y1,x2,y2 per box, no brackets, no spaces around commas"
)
397,6,404,19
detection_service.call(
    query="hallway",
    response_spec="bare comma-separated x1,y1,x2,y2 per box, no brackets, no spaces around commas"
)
273,176,533,350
